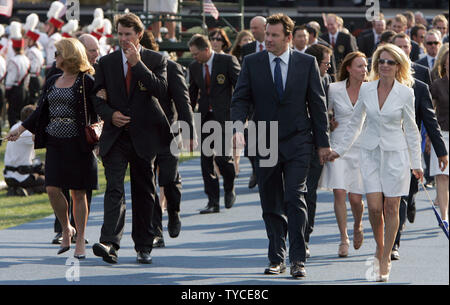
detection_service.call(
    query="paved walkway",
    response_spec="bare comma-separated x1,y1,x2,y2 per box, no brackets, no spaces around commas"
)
0,157,448,285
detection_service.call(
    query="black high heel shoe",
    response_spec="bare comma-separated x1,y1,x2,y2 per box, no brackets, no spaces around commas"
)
74,254,86,259
57,227,76,255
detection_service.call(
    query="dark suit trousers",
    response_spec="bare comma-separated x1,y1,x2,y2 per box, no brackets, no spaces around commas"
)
201,112,235,204
100,130,157,252
394,173,419,248
257,146,312,264
305,147,324,244
152,147,182,237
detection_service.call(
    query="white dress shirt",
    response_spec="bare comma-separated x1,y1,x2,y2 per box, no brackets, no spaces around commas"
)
4,122,35,182
256,41,266,52
268,48,290,90
121,44,142,77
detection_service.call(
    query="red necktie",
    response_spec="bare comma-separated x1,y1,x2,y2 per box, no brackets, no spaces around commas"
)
259,43,264,52
126,62,132,95
331,36,335,48
204,64,211,95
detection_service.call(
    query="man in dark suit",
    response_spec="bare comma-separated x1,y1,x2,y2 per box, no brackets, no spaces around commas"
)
241,16,266,58
415,29,442,70
231,14,331,278
91,13,172,264
152,59,196,247
357,17,386,58
320,14,358,71
392,78,448,259
391,35,448,259
188,34,240,214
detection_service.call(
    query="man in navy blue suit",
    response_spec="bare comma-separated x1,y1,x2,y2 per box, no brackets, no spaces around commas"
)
231,14,330,278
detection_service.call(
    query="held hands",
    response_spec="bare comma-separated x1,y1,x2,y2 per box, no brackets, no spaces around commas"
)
123,41,140,67
412,168,424,182
96,89,107,100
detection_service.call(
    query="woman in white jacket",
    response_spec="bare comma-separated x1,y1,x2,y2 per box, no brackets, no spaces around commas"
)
328,44,423,282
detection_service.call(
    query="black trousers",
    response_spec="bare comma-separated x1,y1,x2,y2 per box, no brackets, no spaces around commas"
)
200,112,235,205
6,84,28,128
305,147,324,244
100,131,157,252
394,173,419,248
257,144,312,264
152,147,182,237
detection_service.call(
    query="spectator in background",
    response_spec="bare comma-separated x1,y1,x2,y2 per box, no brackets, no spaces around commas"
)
410,24,427,54
403,11,415,36
432,15,448,40
430,43,449,81
241,16,266,58
209,28,232,54
3,105,45,197
357,15,386,58
391,14,421,61
320,13,358,70
416,29,442,70
145,0,178,43
414,11,428,28
230,30,254,63
293,25,309,53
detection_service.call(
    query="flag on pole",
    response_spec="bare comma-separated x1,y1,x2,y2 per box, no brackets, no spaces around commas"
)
0,0,13,17
203,0,219,20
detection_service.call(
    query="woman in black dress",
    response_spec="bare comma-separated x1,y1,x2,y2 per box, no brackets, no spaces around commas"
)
7,38,98,259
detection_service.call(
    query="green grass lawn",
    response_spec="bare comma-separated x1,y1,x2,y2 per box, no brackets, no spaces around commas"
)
0,140,198,230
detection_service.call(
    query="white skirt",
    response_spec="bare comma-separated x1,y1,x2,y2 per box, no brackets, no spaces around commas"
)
319,145,364,194
430,131,449,177
360,146,411,197
145,0,178,14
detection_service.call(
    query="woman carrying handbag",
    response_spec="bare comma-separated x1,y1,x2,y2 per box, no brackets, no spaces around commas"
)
6,38,98,259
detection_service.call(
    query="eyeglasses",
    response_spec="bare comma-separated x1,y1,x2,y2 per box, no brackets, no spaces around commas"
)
321,61,331,66
54,51,60,58
210,37,223,42
378,58,397,66
426,41,440,46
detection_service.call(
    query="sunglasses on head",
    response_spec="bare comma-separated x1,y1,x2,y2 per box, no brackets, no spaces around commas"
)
426,41,440,45
378,58,397,66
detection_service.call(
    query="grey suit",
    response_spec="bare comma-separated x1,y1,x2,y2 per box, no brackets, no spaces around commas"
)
231,50,330,264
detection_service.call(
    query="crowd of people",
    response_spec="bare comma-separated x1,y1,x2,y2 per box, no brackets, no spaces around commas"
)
1,0,449,282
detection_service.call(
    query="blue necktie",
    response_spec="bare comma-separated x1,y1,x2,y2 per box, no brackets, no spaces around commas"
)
274,57,283,100
431,58,435,67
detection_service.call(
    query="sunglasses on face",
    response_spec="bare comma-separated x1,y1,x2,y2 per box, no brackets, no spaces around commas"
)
378,58,397,66
54,51,60,58
210,37,223,42
321,61,331,66
426,41,440,46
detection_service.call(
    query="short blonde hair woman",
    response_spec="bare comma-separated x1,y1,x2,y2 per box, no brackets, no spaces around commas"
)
329,42,423,282
7,38,99,260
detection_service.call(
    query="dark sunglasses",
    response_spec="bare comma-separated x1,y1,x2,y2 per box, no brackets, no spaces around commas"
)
210,37,223,42
378,58,397,66
426,41,440,46
54,51,60,58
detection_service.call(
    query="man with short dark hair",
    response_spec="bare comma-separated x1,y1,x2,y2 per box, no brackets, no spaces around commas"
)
231,13,330,278
188,34,240,214
91,13,171,265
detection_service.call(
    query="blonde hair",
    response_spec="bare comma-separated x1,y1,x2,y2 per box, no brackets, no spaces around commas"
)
55,38,95,75
433,43,449,78
369,43,414,87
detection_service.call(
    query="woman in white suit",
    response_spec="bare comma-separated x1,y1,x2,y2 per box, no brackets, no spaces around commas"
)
328,44,423,282
320,52,367,258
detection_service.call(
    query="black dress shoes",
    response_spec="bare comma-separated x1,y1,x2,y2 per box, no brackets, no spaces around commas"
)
290,262,306,278
264,262,286,275
52,232,63,244
248,173,257,189
168,211,181,238
92,242,118,264
136,251,152,264
200,202,220,214
224,190,236,209
153,236,165,248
